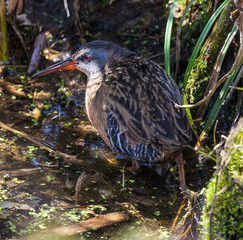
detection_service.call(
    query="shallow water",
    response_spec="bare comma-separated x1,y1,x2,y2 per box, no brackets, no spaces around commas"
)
0,79,214,239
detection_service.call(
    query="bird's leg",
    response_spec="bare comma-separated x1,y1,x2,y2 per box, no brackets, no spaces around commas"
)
175,152,197,202
171,152,198,236
175,152,187,193
132,159,140,173
125,159,140,174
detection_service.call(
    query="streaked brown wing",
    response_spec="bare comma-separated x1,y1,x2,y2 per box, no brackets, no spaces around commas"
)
103,56,191,153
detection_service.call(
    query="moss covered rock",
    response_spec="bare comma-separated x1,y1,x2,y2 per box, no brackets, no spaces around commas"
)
199,117,243,239
185,0,236,104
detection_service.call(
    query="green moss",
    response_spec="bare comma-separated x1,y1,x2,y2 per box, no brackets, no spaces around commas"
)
185,46,210,103
199,118,243,239
184,0,236,104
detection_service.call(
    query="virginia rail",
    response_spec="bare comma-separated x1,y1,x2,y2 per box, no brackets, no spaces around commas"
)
31,40,192,190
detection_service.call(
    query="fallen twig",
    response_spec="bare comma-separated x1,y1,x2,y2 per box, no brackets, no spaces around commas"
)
0,79,27,97
19,212,129,239
0,121,79,165
52,212,128,234
0,168,39,178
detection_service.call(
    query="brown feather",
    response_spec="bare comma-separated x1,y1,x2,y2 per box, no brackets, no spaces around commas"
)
90,55,192,155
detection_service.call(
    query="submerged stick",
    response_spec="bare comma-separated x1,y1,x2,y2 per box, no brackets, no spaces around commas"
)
53,212,129,235
18,212,129,239
0,121,78,164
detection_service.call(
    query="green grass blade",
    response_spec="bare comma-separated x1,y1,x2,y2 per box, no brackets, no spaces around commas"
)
176,0,196,137
183,0,229,88
201,66,241,138
192,24,238,143
216,24,238,69
197,150,217,162
164,0,178,75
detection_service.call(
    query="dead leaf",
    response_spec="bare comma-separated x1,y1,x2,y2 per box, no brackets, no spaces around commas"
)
7,0,24,16
0,79,27,97
30,91,51,120
27,33,47,74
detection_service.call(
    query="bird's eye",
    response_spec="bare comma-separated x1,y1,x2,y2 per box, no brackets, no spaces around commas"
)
81,54,91,62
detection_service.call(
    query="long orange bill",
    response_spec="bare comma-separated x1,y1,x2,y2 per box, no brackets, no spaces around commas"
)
31,57,77,79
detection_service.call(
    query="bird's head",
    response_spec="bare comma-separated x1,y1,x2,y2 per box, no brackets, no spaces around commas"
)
31,40,135,81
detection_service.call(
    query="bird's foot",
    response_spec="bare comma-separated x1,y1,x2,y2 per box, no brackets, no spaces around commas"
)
170,188,198,239
179,184,198,206
125,159,141,174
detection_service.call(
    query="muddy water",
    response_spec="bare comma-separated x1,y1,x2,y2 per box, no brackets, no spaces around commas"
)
0,76,214,239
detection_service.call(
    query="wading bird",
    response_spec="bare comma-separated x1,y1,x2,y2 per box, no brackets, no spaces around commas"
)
31,40,192,192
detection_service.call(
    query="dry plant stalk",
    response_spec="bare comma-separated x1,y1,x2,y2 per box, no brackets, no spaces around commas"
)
0,0,8,61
